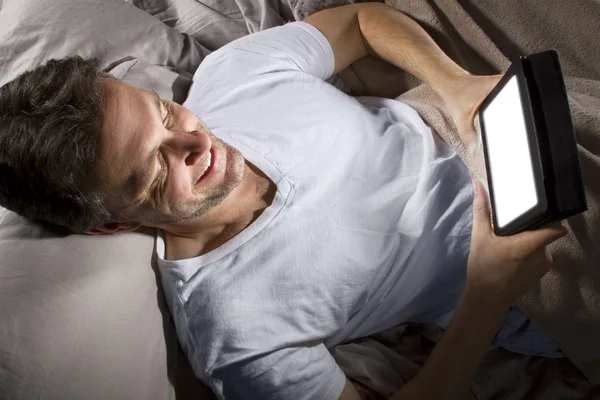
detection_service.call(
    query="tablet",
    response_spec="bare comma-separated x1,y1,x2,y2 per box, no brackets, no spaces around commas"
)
478,50,587,236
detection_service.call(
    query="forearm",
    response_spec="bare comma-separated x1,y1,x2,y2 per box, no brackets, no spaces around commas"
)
357,3,470,98
390,289,507,400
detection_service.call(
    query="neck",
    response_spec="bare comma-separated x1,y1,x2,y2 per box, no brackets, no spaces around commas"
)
161,161,276,259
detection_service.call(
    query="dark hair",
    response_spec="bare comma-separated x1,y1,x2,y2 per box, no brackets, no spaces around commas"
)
0,56,113,233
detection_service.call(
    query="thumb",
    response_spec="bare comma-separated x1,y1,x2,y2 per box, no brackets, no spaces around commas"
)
509,222,568,254
471,179,492,236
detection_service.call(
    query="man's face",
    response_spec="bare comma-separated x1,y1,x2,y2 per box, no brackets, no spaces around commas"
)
98,79,245,227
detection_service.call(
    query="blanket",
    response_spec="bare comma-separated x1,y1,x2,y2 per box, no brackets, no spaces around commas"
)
290,0,600,397
394,0,600,384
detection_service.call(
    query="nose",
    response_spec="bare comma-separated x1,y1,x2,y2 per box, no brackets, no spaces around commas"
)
164,130,209,167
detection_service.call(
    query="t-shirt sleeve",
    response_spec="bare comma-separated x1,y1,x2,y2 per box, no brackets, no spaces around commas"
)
195,21,335,82
207,343,347,400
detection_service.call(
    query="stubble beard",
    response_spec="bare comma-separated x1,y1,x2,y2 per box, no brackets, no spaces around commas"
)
148,142,245,225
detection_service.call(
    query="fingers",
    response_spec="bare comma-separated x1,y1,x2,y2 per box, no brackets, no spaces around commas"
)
471,178,569,252
471,179,492,237
510,222,568,254
538,222,569,245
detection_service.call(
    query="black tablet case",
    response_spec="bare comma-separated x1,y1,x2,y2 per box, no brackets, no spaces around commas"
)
480,50,587,235
525,51,586,220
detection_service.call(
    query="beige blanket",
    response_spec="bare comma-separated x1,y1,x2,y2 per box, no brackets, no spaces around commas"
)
295,0,600,397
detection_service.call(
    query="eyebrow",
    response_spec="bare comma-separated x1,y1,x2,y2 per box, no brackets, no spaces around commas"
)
123,91,163,203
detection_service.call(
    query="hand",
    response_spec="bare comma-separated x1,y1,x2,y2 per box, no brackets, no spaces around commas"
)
441,74,502,155
465,180,568,311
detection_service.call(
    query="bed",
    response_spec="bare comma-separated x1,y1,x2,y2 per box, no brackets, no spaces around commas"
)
1,0,599,399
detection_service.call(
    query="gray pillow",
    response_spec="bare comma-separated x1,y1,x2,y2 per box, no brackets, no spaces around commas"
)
107,57,193,104
0,0,210,86
0,211,208,400
0,0,216,398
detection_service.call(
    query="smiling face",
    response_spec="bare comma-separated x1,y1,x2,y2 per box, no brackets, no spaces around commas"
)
97,79,245,227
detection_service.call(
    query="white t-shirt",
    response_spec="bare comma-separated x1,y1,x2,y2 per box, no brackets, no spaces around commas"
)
156,22,474,400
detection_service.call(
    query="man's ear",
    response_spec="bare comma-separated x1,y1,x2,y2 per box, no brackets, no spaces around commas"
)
86,221,142,235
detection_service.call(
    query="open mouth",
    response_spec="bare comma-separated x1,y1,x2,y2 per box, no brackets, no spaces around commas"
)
196,147,215,185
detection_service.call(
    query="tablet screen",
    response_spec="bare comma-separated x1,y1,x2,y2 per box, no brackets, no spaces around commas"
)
482,75,539,228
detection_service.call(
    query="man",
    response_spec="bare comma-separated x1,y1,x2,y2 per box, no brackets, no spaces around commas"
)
0,3,567,399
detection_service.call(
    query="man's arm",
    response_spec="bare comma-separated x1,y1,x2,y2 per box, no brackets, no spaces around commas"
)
335,179,567,400
303,2,468,99
303,3,501,151
337,289,508,400
305,6,566,399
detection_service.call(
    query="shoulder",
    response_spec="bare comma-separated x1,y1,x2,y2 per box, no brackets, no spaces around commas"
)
189,22,334,88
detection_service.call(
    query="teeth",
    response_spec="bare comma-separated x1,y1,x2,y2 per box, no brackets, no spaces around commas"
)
202,151,212,174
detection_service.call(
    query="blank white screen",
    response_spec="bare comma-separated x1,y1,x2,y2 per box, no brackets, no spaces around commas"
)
482,75,538,228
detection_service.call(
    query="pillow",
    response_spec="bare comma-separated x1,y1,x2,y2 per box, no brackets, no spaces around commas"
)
0,0,215,398
0,0,210,86
0,211,211,400
107,57,193,104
